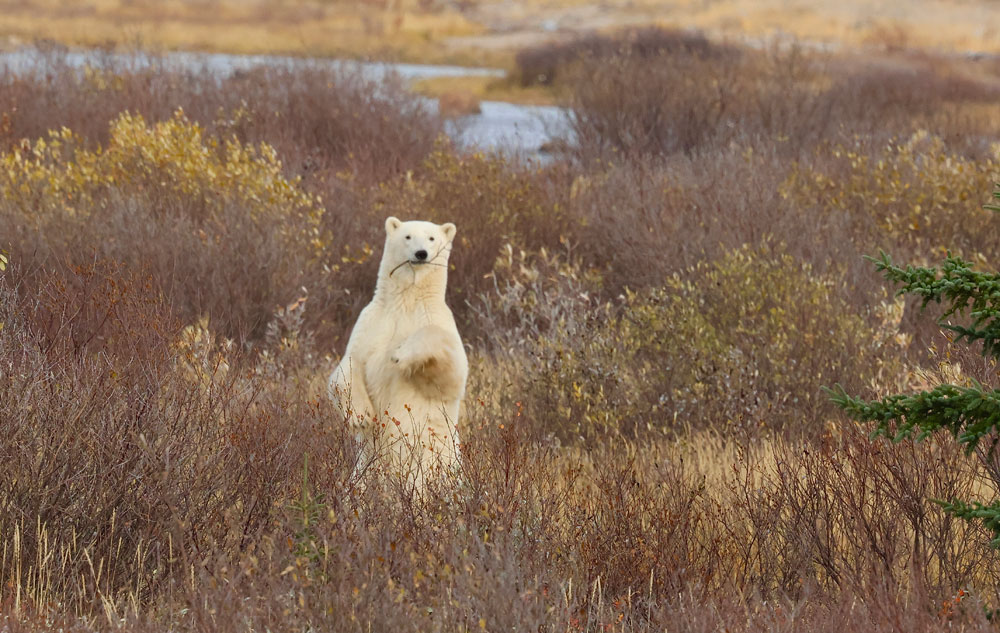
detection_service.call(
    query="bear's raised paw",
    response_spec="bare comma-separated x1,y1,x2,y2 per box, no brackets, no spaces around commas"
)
392,325,453,374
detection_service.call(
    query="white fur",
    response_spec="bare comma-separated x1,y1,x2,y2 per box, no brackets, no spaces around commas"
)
329,217,468,486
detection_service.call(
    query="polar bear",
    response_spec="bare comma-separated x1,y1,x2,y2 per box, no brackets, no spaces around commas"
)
329,217,468,486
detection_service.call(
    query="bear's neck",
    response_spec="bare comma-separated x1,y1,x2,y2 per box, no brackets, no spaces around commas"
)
373,262,449,311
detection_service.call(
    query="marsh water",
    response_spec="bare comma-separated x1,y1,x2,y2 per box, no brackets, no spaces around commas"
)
0,48,572,160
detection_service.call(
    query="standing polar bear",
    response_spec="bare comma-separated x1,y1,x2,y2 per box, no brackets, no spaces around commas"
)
329,217,468,486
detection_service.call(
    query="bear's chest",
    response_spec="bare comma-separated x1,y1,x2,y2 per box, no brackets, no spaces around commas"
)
364,307,436,350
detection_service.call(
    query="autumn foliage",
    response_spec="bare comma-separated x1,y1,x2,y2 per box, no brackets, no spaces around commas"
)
3,35,1000,631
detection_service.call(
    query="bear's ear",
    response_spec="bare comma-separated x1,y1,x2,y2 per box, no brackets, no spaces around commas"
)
442,222,456,241
385,216,401,234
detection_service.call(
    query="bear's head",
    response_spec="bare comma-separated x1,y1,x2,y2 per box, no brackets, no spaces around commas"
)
379,216,457,287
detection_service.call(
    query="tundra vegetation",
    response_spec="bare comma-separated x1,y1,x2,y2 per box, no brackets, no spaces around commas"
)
3,29,1000,631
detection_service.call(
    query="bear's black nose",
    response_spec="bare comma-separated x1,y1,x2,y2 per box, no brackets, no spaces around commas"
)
415,250,428,261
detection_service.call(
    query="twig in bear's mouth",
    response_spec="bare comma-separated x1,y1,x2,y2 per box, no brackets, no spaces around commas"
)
389,260,448,277
389,260,410,277
388,244,451,277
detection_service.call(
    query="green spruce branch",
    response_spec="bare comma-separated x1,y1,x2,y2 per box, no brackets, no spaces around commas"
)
936,499,1000,549
830,183,1000,547
869,250,1000,359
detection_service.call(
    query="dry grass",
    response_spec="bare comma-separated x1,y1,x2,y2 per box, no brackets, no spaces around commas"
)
463,0,1000,57
3,30,1000,631
0,0,493,65
4,0,1000,74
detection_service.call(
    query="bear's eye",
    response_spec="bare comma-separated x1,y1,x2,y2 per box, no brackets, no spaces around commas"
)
429,237,435,242
405,235,411,240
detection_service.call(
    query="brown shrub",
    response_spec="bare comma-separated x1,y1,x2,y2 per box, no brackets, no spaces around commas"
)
0,262,353,619
781,131,1000,264
723,426,999,599
567,46,746,158
564,38,1000,161
0,110,333,342
471,242,899,441
514,27,735,87
153,426,1000,632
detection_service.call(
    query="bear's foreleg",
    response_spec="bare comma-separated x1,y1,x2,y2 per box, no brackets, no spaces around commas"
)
391,325,465,400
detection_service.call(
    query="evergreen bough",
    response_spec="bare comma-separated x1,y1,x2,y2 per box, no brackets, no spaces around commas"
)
830,184,1000,548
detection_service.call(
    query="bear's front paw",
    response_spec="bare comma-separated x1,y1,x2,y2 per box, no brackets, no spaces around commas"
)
393,341,434,375
391,341,415,365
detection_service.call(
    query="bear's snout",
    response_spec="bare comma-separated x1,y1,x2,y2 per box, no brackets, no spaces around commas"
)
415,250,428,261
